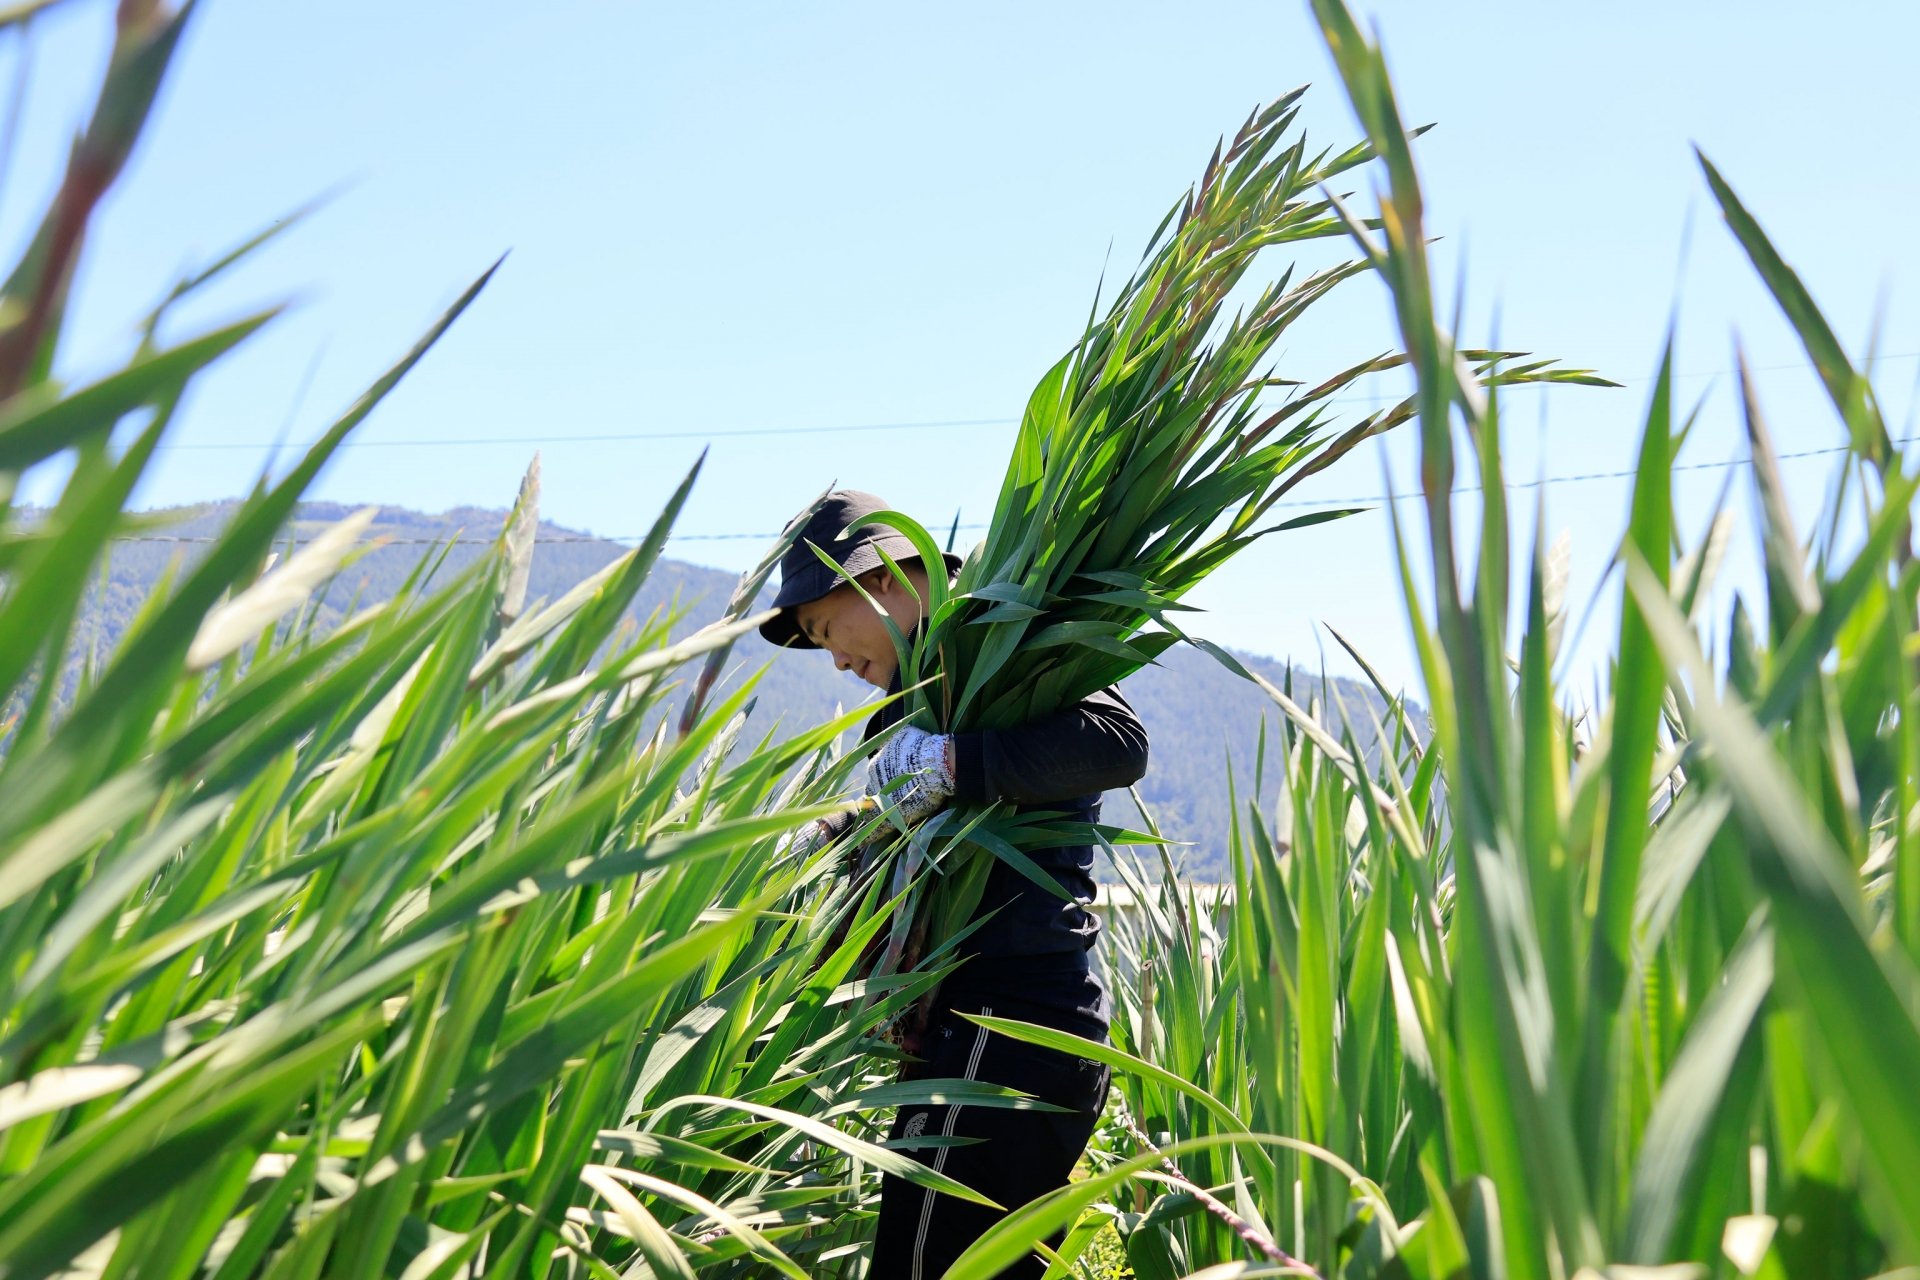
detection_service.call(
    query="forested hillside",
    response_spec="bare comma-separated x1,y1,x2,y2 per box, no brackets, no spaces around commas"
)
58,500,1421,881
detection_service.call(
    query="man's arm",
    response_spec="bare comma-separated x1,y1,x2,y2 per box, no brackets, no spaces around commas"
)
950,686,1149,807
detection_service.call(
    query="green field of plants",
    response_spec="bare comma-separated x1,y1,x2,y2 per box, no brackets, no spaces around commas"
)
3,2,1916,1278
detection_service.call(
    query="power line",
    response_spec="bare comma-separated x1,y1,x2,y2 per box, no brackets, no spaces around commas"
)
1421,434,1920,500
98,431,1915,548
153,416,1018,452
145,352,1920,454
100,527,991,547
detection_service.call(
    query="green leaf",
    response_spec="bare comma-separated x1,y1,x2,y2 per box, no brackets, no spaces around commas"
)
649,1093,1000,1209
1627,553,1920,1256
0,311,273,472
1624,918,1772,1260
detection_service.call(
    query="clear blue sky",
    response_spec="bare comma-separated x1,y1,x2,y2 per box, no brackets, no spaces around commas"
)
21,1,1920,696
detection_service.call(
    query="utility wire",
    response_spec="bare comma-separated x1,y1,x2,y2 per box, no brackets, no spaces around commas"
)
146,352,1920,454
100,431,1917,547
154,416,1017,452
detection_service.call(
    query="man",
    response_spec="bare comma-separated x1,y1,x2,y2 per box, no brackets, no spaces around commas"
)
760,489,1148,1278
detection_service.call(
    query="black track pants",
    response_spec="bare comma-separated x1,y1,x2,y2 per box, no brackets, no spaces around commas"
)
871,997,1112,1279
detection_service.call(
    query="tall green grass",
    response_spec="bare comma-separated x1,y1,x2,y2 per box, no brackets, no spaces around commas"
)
0,8,1024,1278
7,3,1915,1278
950,4,1920,1277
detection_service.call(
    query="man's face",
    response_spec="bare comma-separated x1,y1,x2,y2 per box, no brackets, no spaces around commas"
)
793,568,923,689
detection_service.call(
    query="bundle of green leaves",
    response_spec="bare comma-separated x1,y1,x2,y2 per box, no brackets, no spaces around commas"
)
836,88,1604,967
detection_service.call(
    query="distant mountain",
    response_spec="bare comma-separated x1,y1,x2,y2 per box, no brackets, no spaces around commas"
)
73,501,1425,883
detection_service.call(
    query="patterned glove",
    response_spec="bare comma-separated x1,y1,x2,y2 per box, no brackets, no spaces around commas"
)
866,725,956,825
778,807,860,862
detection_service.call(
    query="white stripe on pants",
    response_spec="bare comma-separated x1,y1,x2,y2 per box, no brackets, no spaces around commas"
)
912,1005,992,1280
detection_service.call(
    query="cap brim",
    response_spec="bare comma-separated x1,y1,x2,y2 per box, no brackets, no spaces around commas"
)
757,542,964,649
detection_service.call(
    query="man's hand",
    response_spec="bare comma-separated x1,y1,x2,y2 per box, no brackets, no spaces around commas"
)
867,725,956,825
778,807,860,862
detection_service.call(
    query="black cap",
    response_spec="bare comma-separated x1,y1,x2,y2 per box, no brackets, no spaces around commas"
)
758,489,960,649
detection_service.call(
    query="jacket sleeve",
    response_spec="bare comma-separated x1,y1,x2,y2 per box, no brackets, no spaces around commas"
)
949,686,1149,806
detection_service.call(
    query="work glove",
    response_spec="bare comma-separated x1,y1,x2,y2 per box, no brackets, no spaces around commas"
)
778,806,862,863
866,724,956,825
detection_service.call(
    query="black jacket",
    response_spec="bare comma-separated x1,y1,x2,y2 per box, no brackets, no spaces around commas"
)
861,680,1149,998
